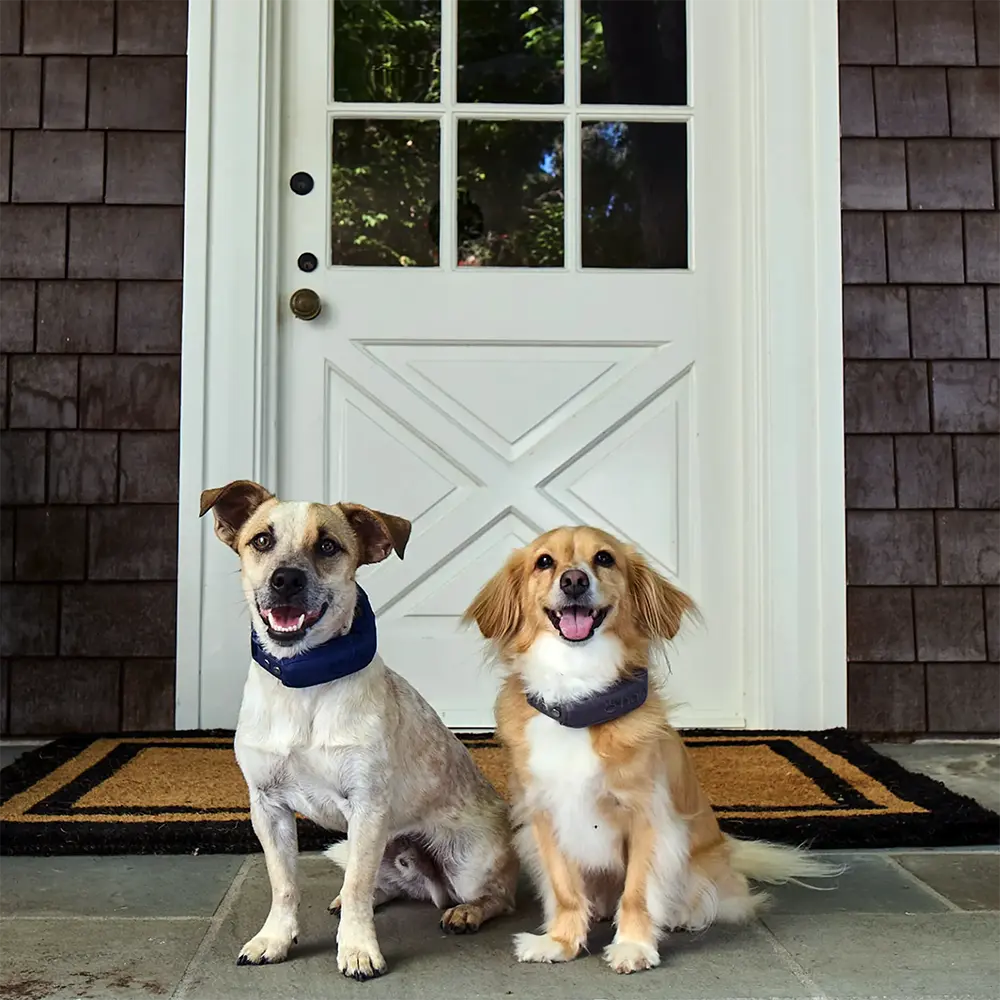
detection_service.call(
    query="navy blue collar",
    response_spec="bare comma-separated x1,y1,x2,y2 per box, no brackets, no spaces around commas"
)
526,670,649,728
251,586,377,688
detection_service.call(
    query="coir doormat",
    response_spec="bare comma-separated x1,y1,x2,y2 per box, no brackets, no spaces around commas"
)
1,730,996,856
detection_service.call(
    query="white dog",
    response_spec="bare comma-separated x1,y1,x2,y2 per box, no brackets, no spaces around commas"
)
200,480,518,981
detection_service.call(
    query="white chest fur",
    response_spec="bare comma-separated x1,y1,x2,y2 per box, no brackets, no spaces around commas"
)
234,657,389,828
524,714,622,871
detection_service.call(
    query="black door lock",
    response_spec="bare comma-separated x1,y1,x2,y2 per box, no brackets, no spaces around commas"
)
290,172,314,195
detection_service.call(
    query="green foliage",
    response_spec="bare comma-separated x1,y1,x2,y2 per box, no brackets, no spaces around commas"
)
455,119,564,267
331,118,440,266
333,0,442,103
328,0,685,269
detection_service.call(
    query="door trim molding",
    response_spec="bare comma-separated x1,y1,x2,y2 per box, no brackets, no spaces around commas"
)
178,0,845,729
177,0,282,726
737,0,846,728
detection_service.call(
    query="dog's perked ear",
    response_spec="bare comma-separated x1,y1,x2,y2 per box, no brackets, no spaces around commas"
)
199,480,275,550
462,551,525,642
338,504,411,565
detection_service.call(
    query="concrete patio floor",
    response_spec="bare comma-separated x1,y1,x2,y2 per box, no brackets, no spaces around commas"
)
1,741,998,1000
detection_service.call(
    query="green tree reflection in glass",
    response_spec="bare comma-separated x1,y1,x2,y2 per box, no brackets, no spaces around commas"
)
330,1,688,269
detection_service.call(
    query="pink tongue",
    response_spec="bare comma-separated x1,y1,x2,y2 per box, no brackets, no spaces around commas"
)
269,607,302,629
558,609,595,641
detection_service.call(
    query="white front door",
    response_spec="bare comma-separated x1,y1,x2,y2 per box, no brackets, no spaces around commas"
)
180,0,846,733
276,0,743,729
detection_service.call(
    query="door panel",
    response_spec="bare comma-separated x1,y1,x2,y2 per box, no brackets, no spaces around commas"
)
279,0,743,728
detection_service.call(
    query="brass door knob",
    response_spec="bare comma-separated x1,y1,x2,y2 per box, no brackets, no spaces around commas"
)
289,288,321,321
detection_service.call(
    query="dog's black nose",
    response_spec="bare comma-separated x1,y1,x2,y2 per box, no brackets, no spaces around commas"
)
560,569,589,599
270,567,306,597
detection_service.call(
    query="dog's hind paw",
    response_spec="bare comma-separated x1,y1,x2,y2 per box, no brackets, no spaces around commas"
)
328,895,342,915
337,942,387,981
440,903,482,934
513,932,578,963
603,939,660,974
237,932,294,966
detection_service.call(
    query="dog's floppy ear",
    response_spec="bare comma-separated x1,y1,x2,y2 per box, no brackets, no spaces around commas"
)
338,504,411,565
463,550,526,642
199,480,275,550
627,550,695,640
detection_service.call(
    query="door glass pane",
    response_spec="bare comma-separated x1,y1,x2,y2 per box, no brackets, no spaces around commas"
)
331,119,440,267
456,120,564,267
581,121,687,268
581,0,687,106
333,0,441,103
457,0,564,104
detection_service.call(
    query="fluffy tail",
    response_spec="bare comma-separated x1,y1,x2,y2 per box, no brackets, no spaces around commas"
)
727,837,845,887
323,839,350,871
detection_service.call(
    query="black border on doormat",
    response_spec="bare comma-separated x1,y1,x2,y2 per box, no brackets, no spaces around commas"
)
697,729,999,850
0,729,996,856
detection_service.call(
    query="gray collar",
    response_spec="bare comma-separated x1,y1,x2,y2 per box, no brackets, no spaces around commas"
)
526,670,649,728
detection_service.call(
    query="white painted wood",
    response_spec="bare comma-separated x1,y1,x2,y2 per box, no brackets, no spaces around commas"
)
735,0,847,729
176,0,281,727
313,104,692,120
178,0,846,731
277,0,737,729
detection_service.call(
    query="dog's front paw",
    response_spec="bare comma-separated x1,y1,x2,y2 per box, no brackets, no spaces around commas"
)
237,932,296,966
513,932,579,964
337,941,387,981
603,939,660,974
440,902,482,934
328,894,342,915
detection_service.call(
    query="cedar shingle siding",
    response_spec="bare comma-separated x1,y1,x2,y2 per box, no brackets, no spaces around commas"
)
841,0,999,735
1,1,185,734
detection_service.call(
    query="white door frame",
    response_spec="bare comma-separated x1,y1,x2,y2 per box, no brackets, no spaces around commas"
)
176,0,846,731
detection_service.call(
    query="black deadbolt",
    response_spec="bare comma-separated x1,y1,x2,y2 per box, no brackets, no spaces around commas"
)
290,171,314,195
297,252,318,273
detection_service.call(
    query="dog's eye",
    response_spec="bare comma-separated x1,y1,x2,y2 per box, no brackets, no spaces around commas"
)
535,554,554,571
250,532,273,553
594,550,615,568
317,537,340,557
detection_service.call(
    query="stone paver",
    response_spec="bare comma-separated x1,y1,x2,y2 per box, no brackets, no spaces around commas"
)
1,855,245,918
766,852,949,913
2,891,996,1000
0,917,209,1000
0,742,45,770
173,857,810,1000
893,852,1000,911
760,912,1000,1000
875,740,1000,813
